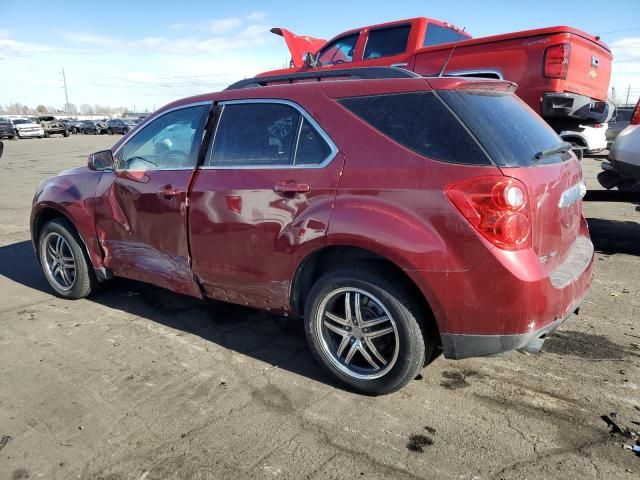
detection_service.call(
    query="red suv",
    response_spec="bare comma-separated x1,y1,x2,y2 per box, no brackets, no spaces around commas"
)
31,68,594,394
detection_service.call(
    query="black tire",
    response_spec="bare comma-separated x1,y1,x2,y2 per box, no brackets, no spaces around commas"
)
108,128,113,135
123,128,129,135
44,131,50,138
63,129,69,137
38,218,98,299
304,265,433,395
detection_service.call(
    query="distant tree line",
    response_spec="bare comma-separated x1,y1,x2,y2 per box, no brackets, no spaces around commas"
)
0,103,132,116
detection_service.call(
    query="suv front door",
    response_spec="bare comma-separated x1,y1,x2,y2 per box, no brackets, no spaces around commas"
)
94,103,210,296
189,100,343,311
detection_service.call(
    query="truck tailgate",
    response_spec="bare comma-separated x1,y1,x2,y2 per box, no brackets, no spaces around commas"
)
565,33,612,101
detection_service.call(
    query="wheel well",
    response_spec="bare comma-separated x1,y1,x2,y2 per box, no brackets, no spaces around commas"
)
291,246,438,335
561,135,587,147
32,208,69,251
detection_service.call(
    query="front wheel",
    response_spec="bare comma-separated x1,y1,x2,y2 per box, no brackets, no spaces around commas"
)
38,219,98,299
304,266,433,395
63,129,69,137
108,128,113,135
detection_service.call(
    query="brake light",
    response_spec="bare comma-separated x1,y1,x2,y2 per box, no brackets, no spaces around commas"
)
543,43,571,79
445,176,531,250
631,100,640,125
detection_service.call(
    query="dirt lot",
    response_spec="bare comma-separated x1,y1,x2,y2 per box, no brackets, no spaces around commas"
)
0,136,639,480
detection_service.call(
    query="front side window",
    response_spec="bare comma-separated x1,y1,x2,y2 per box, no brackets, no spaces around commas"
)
423,23,470,47
207,102,333,167
363,25,411,59
117,105,208,171
318,33,359,65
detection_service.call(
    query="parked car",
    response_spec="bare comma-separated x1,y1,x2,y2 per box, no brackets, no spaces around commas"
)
606,106,634,146
560,123,608,159
66,120,83,134
78,120,101,134
0,140,3,158
263,17,613,135
598,99,640,191
0,118,17,139
105,119,131,135
31,69,593,394
12,118,44,138
36,116,69,137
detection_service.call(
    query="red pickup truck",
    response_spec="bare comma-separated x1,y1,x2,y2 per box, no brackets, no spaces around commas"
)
262,17,613,131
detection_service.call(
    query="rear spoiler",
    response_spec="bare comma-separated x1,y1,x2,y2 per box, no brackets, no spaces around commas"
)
270,28,326,68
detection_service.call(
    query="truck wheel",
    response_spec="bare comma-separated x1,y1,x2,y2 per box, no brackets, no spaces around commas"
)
38,218,98,299
108,128,113,135
44,131,50,138
63,130,69,137
304,265,432,395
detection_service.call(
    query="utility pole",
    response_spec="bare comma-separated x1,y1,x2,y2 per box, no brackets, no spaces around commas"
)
61,68,70,113
625,84,631,107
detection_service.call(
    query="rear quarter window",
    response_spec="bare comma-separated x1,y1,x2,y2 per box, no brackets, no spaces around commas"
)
424,23,470,46
338,91,490,165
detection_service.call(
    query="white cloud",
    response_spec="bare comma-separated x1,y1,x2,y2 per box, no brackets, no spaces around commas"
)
246,11,267,22
0,37,55,57
59,31,121,48
209,17,243,33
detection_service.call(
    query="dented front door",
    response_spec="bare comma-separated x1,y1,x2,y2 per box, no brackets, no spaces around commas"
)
93,103,210,297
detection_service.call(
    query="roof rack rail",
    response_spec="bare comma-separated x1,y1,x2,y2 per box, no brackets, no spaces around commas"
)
226,67,421,90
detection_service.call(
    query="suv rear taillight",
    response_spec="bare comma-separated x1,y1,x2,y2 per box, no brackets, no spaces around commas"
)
631,100,640,125
543,43,571,79
446,176,531,250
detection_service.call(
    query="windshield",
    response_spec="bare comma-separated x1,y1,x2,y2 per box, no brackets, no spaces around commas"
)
13,119,33,125
437,90,567,166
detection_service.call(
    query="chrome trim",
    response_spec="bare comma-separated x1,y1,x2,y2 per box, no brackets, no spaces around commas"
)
445,68,504,80
112,100,213,168
558,180,587,208
200,98,339,170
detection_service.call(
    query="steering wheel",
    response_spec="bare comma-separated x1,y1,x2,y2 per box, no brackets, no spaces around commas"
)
125,156,157,168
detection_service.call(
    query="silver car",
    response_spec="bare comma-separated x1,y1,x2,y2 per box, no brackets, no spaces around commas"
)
598,99,640,192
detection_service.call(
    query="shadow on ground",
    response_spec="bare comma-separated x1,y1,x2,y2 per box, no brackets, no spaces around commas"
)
0,240,337,389
586,217,640,256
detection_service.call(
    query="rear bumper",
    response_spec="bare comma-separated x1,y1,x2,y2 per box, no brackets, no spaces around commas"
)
408,225,595,360
541,92,613,124
440,299,583,359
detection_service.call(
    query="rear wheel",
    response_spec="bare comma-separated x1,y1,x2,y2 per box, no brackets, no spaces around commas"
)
38,219,98,299
108,128,113,135
44,131,50,138
304,266,432,395
63,129,69,137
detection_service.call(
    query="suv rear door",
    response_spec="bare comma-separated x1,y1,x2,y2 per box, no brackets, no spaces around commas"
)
188,99,343,311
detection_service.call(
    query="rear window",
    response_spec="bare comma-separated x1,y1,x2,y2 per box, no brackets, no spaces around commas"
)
363,25,411,59
338,92,490,165
424,23,471,47
438,90,566,166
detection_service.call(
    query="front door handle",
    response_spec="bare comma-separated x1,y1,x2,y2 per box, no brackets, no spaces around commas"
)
157,186,181,198
274,181,310,194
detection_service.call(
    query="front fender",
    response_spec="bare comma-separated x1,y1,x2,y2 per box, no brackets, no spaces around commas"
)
31,168,104,268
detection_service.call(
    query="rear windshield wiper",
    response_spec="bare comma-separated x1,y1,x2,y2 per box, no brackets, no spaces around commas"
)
533,142,572,161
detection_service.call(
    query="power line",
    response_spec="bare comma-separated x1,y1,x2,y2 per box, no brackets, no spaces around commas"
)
597,27,640,35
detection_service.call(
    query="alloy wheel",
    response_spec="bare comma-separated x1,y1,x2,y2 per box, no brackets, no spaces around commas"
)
315,287,400,380
43,232,76,291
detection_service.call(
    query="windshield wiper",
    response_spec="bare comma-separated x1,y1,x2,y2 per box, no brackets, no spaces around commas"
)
533,142,572,161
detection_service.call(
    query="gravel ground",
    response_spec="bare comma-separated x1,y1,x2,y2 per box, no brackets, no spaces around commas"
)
0,136,638,480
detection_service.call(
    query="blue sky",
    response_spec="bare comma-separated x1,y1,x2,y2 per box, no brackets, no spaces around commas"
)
1,0,639,111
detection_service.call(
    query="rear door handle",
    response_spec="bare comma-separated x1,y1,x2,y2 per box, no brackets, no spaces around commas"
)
274,181,310,194
157,186,181,198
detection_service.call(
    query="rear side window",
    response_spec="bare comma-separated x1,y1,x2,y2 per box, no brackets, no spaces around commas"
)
424,23,470,47
363,25,411,59
207,103,334,167
338,92,490,165
438,90,566,166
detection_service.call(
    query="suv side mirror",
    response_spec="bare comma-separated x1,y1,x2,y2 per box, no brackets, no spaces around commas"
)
303,51,319,69
88,150,114,171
